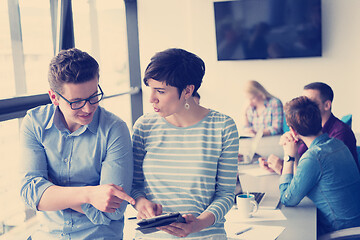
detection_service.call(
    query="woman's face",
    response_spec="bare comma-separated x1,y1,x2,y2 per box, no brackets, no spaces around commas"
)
147,79,186,118
246,92,263,107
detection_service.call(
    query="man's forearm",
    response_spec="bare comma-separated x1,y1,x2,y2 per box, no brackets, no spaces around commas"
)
37,185,90,211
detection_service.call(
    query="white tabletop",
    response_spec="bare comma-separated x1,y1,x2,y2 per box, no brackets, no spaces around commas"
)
232,164,317,240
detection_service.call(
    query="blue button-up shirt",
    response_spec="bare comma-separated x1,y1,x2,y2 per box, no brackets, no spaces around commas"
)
280,133,360,235
20,104,133,240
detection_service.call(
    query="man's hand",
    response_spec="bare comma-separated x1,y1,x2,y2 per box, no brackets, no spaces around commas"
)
134,196,163,219
280,132,299,158
88,184,135,213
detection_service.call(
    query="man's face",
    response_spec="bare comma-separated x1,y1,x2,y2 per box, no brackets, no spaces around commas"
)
303,89,326,117
50,77,100,132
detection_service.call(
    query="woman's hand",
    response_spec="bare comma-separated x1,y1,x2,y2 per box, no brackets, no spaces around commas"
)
158,212,215,237
157,214,199,238
134,196,162,219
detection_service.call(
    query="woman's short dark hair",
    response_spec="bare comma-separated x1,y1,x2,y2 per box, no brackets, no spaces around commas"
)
48,48,99,93
143,48,205,98
284,96,322,136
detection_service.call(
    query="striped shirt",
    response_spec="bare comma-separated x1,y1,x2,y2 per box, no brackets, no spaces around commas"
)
245,97,283,135
131,110,239,239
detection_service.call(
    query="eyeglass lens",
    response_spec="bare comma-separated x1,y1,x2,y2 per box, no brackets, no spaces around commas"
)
71,94,103,110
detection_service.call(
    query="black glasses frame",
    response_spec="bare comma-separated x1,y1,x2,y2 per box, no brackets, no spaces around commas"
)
55,85,104,110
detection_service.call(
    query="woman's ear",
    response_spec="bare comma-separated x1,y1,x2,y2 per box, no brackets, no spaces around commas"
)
184,85,195,99
48,89,59,106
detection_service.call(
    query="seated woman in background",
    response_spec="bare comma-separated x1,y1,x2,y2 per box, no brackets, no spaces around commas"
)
131,48,239,239
242,80,283,136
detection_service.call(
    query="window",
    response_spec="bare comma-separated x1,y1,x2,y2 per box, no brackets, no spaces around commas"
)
0,1,53,238
19,0,53,95
0,1,15,99
73,0,132,128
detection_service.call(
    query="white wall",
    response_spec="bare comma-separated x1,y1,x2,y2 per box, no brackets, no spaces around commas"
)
137,0,360,133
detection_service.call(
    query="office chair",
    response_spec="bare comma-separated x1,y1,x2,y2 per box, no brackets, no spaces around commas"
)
340,114,352,128
318,227,360,240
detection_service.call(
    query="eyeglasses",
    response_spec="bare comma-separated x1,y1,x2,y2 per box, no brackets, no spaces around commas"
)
55,85,104,110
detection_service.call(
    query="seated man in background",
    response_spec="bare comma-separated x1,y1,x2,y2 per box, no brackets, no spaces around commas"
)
20,48,135,239
279,96,360,236
259,82,358,174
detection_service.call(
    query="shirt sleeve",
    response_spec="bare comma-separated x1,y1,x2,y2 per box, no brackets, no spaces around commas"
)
130,118,147,200
19,113,54,210
81,121,133,225
266,98,283,136
204,117,239,223
279,154,321,206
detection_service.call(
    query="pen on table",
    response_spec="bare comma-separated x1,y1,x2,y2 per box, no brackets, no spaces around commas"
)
235,226,253,235
127,216,137,220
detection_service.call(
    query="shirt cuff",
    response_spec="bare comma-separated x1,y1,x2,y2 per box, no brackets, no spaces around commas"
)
81,203,111,225
280,173,293,185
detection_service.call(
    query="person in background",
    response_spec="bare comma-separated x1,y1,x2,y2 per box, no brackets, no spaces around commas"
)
131,48,239,239
194,91,200,104
20,48,135,240
279,96,360,237
259,82,358,174
242,80,283,137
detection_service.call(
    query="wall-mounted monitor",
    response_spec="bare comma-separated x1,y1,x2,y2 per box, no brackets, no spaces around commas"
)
214,0,322,61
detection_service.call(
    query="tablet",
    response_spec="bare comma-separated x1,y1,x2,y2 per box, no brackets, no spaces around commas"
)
136,212,186,234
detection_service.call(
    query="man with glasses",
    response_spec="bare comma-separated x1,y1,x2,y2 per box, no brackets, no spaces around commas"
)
20,48,135,240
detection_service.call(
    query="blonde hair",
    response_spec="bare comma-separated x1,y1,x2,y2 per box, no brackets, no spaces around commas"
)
244,80,273,100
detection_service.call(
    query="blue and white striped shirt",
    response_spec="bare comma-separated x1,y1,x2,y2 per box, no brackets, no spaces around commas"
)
132,110,239,239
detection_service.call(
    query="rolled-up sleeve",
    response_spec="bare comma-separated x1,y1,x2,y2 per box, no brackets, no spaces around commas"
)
19,113,54,210
279,156,320,206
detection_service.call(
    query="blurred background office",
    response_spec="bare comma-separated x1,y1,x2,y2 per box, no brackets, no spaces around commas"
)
0,0,359,238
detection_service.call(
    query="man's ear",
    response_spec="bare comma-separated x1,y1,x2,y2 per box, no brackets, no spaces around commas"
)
48,89,59,106
324,100,331,111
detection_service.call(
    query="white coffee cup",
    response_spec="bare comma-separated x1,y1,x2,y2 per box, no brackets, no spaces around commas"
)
236,194,258,218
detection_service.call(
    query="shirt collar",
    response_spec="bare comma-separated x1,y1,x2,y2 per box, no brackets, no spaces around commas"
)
44,105,100,135
45,106,64,130
322,113,336,133
309,133,330,149
87,107,100,134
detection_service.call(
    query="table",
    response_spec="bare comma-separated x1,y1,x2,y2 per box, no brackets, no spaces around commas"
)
231,164,317,240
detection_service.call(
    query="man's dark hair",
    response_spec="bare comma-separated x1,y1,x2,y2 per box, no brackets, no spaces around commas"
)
285,96,322,136
48,48,99,93
304,82,334,103
143,48,205,98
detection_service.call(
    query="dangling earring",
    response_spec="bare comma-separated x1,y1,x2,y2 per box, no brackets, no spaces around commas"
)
184,101,190,110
